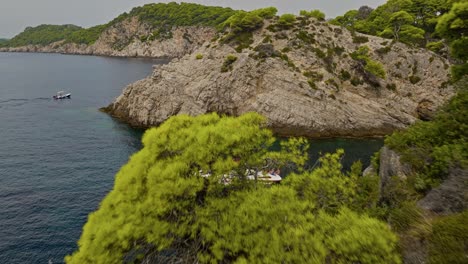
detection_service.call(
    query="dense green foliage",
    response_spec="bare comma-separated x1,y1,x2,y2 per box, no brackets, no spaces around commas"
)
277,14,297,28
66,113,400,263
332,0,467,80
429,211,468,264
331,0,463,45
300,10,326,21
4,24,82,47
64,25,108,45
220,8,277,52
0,38,8,46
221,7,277,34
222,11,264,33
385,88,467,192
435,2,468,80
250,7,278,19
127,2,238,29
426,40,445,53
330,9,360,29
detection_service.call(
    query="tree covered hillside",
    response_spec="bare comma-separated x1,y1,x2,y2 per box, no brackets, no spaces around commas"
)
331,0,460,45
4,24,82,47
3,0,465,82
2,3,240,46
0,38,8,48
125,2,238,28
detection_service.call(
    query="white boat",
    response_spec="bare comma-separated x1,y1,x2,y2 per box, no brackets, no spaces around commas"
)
53,91,71,99
199,169,282,184
246,170,282,183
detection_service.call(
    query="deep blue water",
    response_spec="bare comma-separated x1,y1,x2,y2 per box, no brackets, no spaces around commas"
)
0,52,383,264
0,52,164,264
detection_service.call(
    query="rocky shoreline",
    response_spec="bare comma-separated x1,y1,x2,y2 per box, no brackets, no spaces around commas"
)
3,16,455,138
103,18,454,138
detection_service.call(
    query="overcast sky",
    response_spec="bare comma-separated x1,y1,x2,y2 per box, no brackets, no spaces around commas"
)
0,0,386,38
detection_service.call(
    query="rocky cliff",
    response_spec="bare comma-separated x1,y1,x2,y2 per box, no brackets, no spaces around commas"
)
0,17,216,58
104,17,454,137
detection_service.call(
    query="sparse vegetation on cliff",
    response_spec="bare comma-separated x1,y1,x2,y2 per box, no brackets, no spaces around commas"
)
435,1,468,81
385,87,467,193
332,0,467,81
220,54,238,72
351,46,387,79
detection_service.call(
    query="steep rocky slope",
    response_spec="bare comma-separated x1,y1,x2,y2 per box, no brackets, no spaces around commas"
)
105,17,454,137
0,17,216,58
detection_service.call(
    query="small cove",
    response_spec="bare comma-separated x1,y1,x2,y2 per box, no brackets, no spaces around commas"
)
0,52,382,263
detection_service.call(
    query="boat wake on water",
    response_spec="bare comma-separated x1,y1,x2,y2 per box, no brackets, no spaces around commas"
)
0,97,54,108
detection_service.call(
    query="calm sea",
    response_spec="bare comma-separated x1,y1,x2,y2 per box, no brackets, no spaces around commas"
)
0,52,163,263
0,52,383,263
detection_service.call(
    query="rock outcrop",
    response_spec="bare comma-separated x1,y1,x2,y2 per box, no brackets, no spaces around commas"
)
418,168,468,215
3,15,455,137
0,17,216,58
369,146,467,214
378,146,412,196
105,18,454,137
369,146,467,264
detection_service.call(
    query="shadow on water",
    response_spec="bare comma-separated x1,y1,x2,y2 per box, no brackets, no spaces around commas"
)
273,137,384,176
306,137,384,169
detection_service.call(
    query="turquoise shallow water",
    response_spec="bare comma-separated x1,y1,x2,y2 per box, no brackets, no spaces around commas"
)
0,52,383,263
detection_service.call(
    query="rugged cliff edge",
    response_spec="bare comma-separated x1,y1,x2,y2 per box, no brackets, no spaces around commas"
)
104,17,454,138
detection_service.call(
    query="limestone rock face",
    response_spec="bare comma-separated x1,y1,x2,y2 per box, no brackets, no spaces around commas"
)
3,17,455,137
416,99,437,121
376,146,412,199
418,168,468,215
0,17,216,58
379,146,411,179
105,18,454,137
